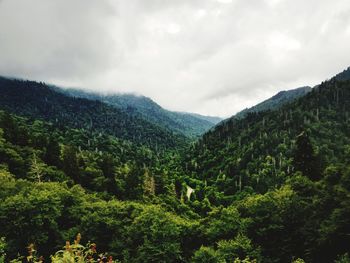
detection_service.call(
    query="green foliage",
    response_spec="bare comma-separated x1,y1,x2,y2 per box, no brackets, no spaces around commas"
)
58,87,220,138
0,77,187,150
233,258,257,263
235,86,311,119
335,253,350,263
293,131,321,180
216,234,261,262
201,206,245,242
191,246,221,263
8,234,121,263
126,205,191,262
0,237,6,263
191,234,261,263
185,78,350,202
1,69,350,262
51,234,98,263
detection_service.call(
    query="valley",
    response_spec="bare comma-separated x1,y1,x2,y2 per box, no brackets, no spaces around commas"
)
0,67,350,262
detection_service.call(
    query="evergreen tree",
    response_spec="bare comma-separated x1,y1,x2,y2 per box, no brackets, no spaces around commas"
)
99,153,118,194
0,112,19,144
28,153,47,183
44,137,61,167
62,145,80,183
293,131,321,180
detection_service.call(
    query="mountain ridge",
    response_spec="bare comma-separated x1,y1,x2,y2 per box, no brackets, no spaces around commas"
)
0,76,187,149
185,67,350,195
53,86,222,138
1,67,350,263
234,86,312,119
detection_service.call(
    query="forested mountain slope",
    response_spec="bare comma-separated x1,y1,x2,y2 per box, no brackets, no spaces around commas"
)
186,112,222,125
184,72,350,197
56,87,220,138
230,67,350,121
1,68,350,263
234,86,312,119
0,77,187,149
334,66,350,81
0,108,204,260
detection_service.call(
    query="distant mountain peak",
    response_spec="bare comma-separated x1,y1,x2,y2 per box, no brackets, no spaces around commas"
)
333,66,350,81
52,86,221,138
234,86,312,119
270,86,311,100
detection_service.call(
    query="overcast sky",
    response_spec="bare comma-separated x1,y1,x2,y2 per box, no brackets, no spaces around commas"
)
1,0,350,117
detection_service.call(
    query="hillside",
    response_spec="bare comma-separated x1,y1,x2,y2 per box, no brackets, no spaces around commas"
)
177,71,350,262
186,112,222,125
1,68,350,263
56,87,221,138
234,86,312,119
185,74,350,194
0,77,187,149
334,66,350,81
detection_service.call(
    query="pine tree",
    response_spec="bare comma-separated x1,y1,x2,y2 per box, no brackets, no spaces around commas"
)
293,131,321,180
62,145,80,183
28,153,47,183
143,169,155,197
45,137,61,167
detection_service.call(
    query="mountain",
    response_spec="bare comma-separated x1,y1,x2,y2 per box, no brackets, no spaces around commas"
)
234,86,312,119
0,76,187,149
186,112,222,125
1,68,350,263
55,87,221,138
232,67,350,120
179,69,350,262
334,66,350,81
185,70,350,195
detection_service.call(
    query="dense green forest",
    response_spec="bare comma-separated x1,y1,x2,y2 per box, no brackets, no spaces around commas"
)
0,77,188,150
53,86,221,138
0,68,350,262
234,86,312,119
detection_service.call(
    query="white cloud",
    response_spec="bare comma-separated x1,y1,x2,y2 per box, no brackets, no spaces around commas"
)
267,32,301,52
0,0,350,117
216,0,233,4
264,0,284,7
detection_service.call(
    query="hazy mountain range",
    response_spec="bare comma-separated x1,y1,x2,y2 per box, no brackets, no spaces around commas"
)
0,72,334,140
1,66,350,262
53,87,222,138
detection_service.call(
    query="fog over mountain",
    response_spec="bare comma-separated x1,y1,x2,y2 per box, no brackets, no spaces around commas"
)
1,1,350,261
1,0,350,117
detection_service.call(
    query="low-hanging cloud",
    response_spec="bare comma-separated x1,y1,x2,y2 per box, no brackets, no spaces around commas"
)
1,0,350,117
